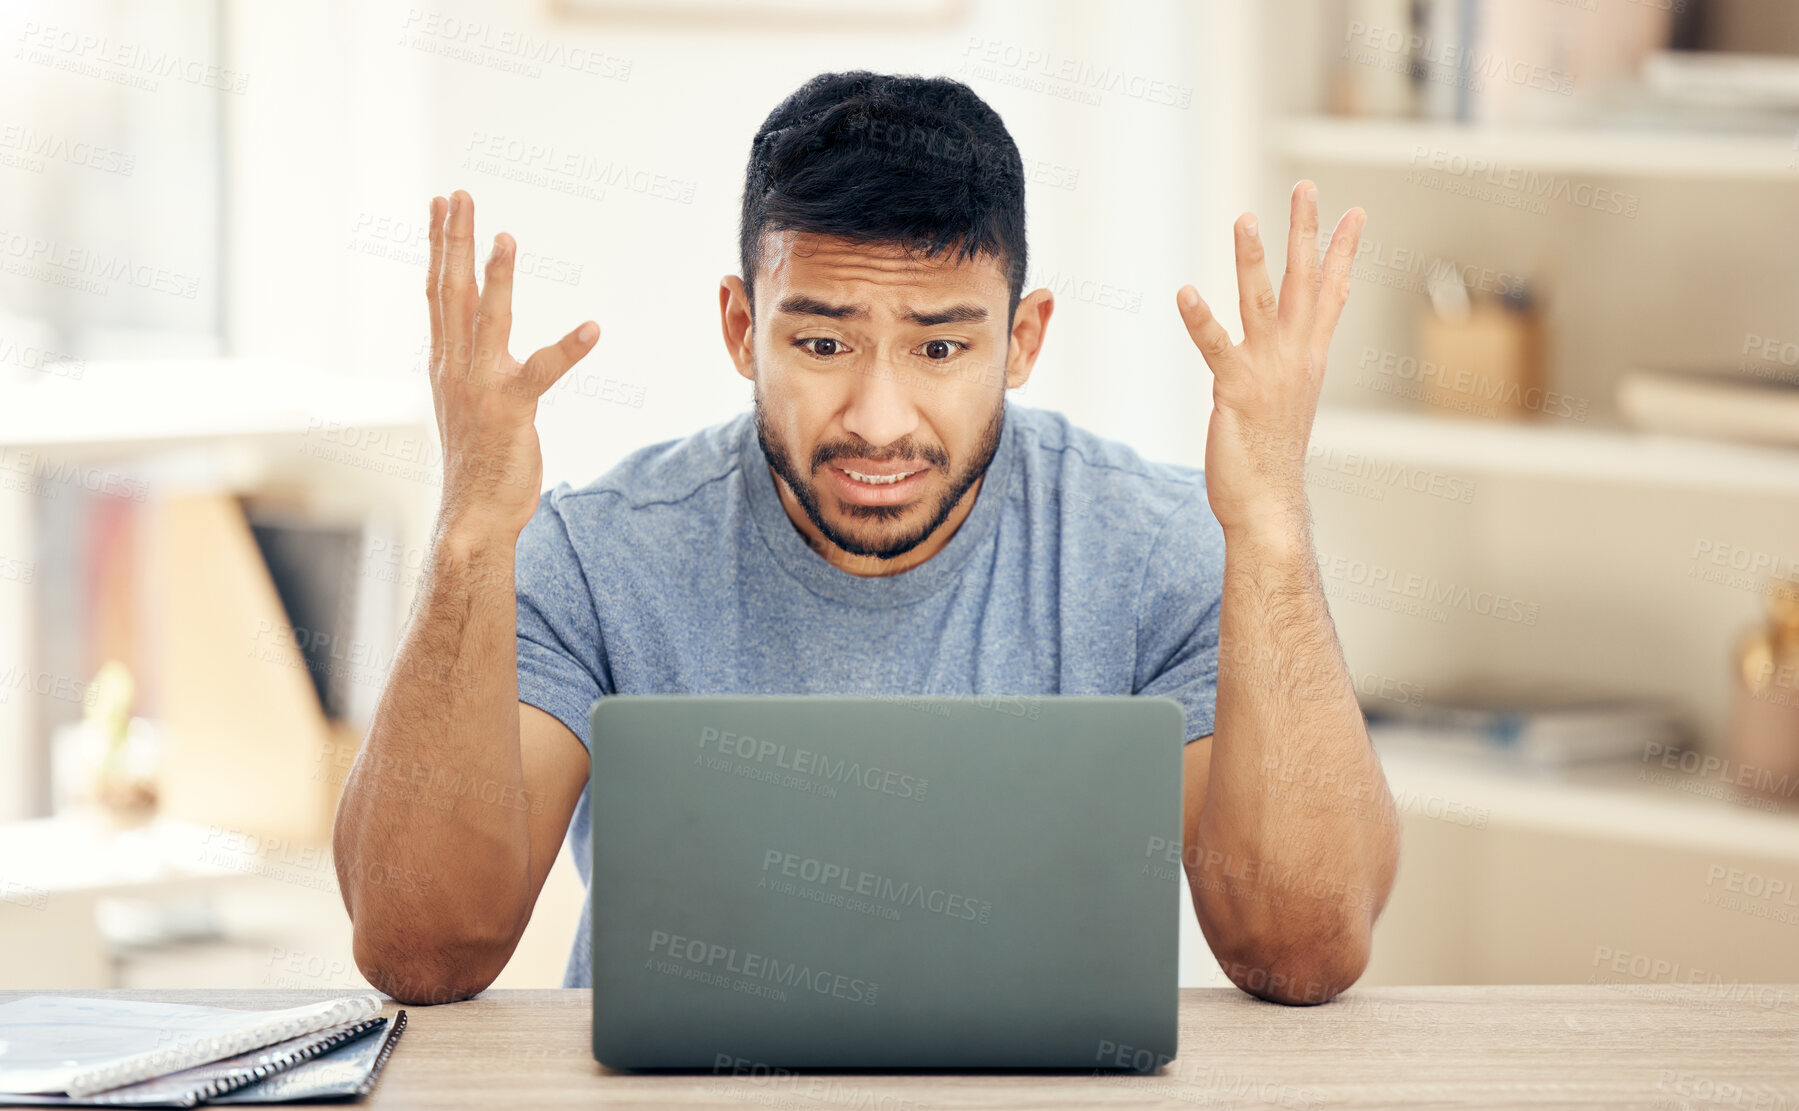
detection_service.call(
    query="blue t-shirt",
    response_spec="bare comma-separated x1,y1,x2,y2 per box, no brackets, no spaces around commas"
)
514,399,1225,987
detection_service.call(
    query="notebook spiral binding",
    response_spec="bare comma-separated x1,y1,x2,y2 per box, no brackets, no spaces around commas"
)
355,1010,407,1097
65,995,383,1099
175,1016,390,1108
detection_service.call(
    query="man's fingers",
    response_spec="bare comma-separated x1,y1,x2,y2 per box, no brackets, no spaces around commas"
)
473,232,516,376
440,189,479,376
1233,214,1277,346
1309,207,1367,376
425,195,446,372
1281,180,1321,341
1176,286,1240,377
523,321,601,393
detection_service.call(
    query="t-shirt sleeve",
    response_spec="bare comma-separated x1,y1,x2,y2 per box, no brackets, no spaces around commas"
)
1132,481,1225,742
515,486,611,749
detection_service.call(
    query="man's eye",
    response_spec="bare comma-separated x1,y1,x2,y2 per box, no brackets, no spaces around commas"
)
795,337,846,358
918,340,966,361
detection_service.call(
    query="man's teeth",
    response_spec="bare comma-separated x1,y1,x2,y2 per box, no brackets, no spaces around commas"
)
844,467,915,485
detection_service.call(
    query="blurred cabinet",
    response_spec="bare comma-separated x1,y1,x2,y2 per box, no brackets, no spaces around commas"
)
1368,737,1799,986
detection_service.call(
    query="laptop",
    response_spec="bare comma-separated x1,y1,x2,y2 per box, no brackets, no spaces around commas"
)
587,693,1185,1070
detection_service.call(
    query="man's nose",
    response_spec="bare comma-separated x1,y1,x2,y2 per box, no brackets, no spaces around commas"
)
840,351,922,453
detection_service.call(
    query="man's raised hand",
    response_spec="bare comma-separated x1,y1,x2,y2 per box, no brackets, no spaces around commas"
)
1174,181,1365,542
426,189,599,539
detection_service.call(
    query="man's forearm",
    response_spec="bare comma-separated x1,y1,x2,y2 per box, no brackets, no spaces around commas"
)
331,519,533,1002
1189,520,1399,1003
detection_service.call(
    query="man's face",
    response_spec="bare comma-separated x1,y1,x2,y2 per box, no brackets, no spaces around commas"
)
736,231,1025,564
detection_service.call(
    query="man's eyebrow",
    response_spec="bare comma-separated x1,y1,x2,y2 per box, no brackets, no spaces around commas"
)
906,303,987,326
773,296,989,327
776,295,865,320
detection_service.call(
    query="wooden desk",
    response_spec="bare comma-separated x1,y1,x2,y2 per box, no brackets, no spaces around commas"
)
7,986,1798,1108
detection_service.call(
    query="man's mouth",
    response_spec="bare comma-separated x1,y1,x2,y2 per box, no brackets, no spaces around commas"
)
825,462,932,506
841,466,919,486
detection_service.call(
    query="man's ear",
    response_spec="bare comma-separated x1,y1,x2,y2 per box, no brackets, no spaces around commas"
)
720,275,755,382
1005,288,1054,390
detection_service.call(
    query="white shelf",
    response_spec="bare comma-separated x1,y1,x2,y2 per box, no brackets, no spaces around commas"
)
1376,732,1799,862
1309,407,1799,495
1277,115,1799,182
0,359,430,457
0,815,306,895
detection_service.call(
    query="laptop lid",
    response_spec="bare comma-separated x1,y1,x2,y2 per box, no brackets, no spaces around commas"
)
588,694,1184,1069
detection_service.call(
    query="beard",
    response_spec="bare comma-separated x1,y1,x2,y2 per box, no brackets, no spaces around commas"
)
754,380,1006,562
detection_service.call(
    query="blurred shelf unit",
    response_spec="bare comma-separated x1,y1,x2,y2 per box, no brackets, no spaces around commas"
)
1,358,434,839
1276,114,1799,182
1310,407,1799,497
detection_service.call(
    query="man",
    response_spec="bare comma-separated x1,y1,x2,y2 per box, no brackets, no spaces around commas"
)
333,71,1398,1007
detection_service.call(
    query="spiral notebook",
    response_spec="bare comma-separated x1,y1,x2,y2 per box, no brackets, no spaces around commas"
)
211,1012,405,1104
0,1014,405,1107
0,995,384,1101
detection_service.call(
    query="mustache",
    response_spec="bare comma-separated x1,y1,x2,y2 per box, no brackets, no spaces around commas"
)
812,439,950,470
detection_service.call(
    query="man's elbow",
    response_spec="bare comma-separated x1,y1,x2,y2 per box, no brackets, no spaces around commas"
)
1214,919,1374,1006
349,917,520,1005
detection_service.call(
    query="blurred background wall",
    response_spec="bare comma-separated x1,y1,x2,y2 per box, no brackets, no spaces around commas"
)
5,0,1799,1001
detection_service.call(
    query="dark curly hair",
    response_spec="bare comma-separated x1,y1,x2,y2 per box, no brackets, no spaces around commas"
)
738,71,1028,325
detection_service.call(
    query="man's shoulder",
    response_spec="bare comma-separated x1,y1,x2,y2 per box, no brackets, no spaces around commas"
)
547,409,752,518
1007,403,1208,530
